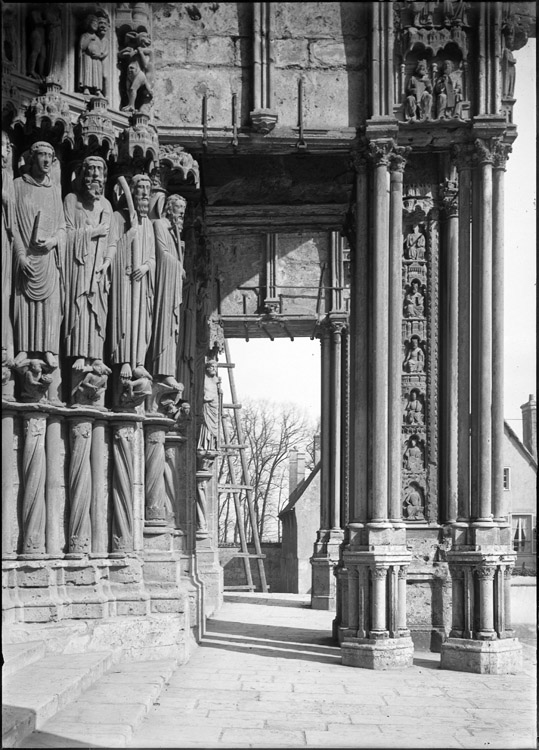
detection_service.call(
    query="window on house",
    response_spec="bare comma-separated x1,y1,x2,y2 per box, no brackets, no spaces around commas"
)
503,467,511,490
512,514,534,554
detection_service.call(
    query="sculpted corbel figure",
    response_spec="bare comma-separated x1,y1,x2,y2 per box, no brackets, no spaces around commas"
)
13,357,54,402
404,60,433,121
12,141,66,401
63,155,113,402
434,60,463,119
107,174,155,401
151,194,187,391
403,484,425,520
78,13,109,96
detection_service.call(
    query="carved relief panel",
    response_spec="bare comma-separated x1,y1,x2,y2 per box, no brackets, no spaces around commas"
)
401,179,439,523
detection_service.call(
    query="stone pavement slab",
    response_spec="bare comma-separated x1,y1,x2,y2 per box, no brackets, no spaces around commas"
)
125,594,536,749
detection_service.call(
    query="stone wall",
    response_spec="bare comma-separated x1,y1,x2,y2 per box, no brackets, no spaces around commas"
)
219,543,283,592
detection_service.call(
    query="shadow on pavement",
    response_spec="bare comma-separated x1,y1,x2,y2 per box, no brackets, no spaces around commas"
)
206,618,336,646
223,593,311,609
200,638,342,664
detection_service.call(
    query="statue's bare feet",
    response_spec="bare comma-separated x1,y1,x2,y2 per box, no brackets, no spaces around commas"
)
73,357,85,371
44,352,58,369
120,363,132,381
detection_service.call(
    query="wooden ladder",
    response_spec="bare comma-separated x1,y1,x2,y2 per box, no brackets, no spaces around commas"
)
217,340,268,593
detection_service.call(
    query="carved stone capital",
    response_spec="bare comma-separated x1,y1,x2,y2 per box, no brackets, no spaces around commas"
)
398,565,408,579
389,146,411,173
475,565,497,580
368,140,395,167
371,565,389,580
439,178,459,218
451,143,475,172
492,140,512,170
474,138,495,165
159,145,200,189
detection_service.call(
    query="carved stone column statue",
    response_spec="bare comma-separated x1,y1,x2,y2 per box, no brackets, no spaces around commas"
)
63,156,113,404
12,141,66,402
151,194,187,391
78,12,110,97
106,174,156,403
2,131,15,381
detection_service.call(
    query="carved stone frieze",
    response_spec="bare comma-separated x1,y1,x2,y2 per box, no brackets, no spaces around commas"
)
76,96,117,156
159,145,200,190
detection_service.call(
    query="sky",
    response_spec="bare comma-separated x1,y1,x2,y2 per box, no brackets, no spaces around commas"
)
223,39,536,444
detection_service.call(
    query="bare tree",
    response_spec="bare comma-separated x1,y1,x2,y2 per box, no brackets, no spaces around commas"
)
218,399,318,543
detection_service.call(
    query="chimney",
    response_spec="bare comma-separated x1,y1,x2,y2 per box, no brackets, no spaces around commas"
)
289,448,306,494
520,394,537,460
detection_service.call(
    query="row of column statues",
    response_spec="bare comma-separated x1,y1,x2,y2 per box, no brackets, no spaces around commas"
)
2,136,187,410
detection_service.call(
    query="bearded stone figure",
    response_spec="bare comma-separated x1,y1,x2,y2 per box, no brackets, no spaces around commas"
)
106,174,155,388
12,141,66,400
2,131,15,363
151,194,187,390
63,156,113,402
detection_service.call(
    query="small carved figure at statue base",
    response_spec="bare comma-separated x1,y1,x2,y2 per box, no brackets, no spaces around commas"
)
2,347,15,398
434,60,463,119
404,335,425,373
13,356,54,403
118,366,153,409
404,60,433,122
72,359,111,406
147,378,184,415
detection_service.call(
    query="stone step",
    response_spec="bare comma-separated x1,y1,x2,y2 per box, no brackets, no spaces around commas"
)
18,659,177,748
2,651,114,748
2,640,46,679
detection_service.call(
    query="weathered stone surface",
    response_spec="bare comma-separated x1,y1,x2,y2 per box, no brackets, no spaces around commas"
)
441,637,523,675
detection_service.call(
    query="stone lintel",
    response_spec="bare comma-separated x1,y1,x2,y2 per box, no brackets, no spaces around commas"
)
471,115,508,141
341,636,414,670
440,637,522,674
342,549,411,568
365,117,399,143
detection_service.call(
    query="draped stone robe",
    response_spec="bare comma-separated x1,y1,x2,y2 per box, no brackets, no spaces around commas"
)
13,174,66,356
151,217,185,378
106,210,155,369
2,172,15,355
63,192,113,360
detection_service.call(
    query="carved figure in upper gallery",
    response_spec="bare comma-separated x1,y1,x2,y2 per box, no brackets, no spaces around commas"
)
151,194,187,390
442,0,467,27
12,142,66,383
44,6,62,80
63,156,113,384
410,1,435,28
197,360,220,453
107,174,156,385
404,60,433,121
404,224,426,260
27,9,47,79
405,389,424,425
434,60,463,119
404,279,425,318
404,436,423,472
501,22,517,99
78,13,109,96
403,485,425,520
119,31,153,112
404,335,425,373
2,131,15,361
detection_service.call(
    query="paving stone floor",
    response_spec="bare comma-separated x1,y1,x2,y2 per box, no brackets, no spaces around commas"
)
125,593,536,749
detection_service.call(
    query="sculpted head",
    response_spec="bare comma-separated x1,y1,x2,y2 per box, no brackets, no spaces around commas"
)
131,174,152,216
97,14,109,36
1,131,11,170
165,194,187,226
416,59,428,76
205,360,217,377
86,14,99,32
81,156,107,199
29,141,55,178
